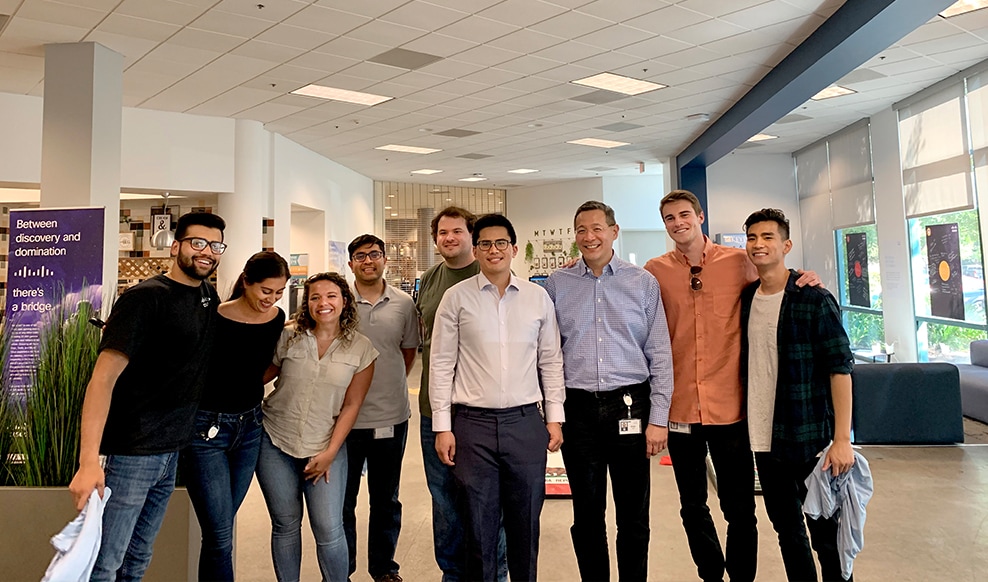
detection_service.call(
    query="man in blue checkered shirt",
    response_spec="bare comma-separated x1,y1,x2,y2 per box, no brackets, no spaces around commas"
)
544,200,674,582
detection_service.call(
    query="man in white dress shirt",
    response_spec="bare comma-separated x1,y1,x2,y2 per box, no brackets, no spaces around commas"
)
430,213,565,582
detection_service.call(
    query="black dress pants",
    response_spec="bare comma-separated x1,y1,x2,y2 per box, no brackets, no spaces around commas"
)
667,420,758,582
756,452,849,582
452,404,548,582
560,384,651,582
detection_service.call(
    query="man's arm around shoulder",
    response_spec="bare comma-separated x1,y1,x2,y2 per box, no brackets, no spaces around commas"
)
68,349,129,510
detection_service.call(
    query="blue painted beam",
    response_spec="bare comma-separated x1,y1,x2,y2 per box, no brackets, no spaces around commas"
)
676,0,957,209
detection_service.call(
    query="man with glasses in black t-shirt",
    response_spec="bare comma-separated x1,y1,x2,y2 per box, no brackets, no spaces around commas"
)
69,211,226,581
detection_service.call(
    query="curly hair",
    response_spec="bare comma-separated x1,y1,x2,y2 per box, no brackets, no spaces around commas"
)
289,272,359,347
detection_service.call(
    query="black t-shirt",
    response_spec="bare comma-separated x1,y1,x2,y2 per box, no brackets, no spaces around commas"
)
99,275,219,455
200,308,286,414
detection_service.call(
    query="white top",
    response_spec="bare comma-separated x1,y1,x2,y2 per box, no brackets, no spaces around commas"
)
43,487,112,582
747,289,784,452
352,282,420,429
264,327,378,458
429,272,566,432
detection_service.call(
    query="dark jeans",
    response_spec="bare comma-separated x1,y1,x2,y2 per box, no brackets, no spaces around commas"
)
91,452,180,582
561,385,651,582
182,406,263,582
755,453,849,582
667,420,757,582
452,404,548,582
421,414,507,582
343,420,409,579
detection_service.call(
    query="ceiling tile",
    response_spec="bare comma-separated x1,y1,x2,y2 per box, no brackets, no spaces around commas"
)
460,67,523,86
400,33,477,58
229,40,307,64
16,0,107,28
312,36,391,61
616,35,695,59
116,0,207,26
189,10,274,38
573,50,643,71
3,17,89,43
417,58,485,79
85,31,158,65
213,0,309,21
496,54,565,75
96,13,180,42
283,5,371,35
680,0,773,19
255,24,336,50
575,24,654,51
188,86,279,116
141,42,222,67
340,61,408,82
348,20,428,46
235,101,307,123
720,1,807,30
624,5,708,36
438,16,519,44
488,28,565,54
379,1,469,31
477,0,567,28
454,44,524,67
664,18,748,45
311,0,410,19
576,0,670,24
168,28,246,52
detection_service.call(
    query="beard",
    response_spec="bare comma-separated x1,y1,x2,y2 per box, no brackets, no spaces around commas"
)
176,252,217,281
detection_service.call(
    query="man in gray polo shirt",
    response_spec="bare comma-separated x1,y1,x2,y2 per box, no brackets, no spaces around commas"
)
343,233,420,582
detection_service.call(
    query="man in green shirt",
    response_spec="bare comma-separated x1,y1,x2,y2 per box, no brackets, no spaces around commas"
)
416,206,505,582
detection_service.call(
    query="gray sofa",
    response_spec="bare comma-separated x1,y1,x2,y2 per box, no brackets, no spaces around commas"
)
956,340,988,424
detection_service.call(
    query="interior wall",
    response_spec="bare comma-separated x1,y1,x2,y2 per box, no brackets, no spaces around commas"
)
707,152,805,271
272,134,374,273
0,93,42,184
290,208,326,278
505,178,603,277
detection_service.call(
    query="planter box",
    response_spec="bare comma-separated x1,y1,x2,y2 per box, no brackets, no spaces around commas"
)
0,486,200,581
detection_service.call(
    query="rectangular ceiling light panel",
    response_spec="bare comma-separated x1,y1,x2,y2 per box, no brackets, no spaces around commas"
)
375,144,442,154
567,138,630,148
572,72,666,95
292,84,393,106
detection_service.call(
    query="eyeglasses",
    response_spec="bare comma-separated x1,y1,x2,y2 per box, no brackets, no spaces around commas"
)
179,237,227,254
352,250,384,262
476,239,511,251
690,266,703,291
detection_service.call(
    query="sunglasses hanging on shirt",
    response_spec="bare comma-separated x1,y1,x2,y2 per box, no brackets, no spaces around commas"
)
690,266,703,291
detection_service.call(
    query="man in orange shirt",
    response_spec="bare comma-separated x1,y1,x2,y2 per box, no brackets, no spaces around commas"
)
644,190,817,582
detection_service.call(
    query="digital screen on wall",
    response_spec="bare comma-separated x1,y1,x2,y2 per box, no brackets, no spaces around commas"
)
927,223,964,320
846,232,870,308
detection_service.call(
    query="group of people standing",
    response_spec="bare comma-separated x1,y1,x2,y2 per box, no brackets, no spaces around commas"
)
65,187,857,582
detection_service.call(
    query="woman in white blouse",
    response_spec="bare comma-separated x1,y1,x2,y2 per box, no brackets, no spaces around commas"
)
257,272,378,582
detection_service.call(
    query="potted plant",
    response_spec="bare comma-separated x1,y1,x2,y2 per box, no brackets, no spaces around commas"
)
0,291,199,581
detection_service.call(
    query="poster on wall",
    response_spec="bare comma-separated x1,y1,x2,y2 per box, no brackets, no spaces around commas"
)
3,207,104,395
846,232,870,308
926,223,964,320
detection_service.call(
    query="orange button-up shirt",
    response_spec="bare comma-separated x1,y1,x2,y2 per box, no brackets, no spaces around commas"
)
644,237,757,425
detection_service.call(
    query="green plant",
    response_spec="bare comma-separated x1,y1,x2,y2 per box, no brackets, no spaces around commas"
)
525,241,534,263
0,319,17,486
16,297,101,487
569,241,579,258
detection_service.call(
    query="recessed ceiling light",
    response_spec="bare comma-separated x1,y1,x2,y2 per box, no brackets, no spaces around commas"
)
375,144,442,154
940,0,988,17
571,72,666,96
389,194,395,198
446,198,452,201
567,138,630,148
411,169,443,175
384,206,392,209
747,133,778,142
391,213,398,216
459,177,486,182
488,192,494,195
291,84,392,106
508,168,539,174
811,85,857,100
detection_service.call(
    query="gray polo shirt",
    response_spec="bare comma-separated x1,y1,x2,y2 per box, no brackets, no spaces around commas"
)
353,282,420,429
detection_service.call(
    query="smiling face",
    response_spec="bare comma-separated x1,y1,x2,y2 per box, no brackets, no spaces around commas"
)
348,242,386,286
574,209,619,270
745,220,792,269
435,215,474,264
306,279,345,331
474,225,517,279
172,224,223,282
662,199,705,248
243,276,287,314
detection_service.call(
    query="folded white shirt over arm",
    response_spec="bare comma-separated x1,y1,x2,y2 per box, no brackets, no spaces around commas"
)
43,487,112,582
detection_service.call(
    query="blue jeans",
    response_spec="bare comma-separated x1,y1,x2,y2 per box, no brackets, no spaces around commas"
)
420,414,507,582
182,406,263,581
343,420,408,578
255,430,348,582
91,451,179,582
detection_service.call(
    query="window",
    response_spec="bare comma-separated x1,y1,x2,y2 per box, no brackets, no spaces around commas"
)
835,224,885,351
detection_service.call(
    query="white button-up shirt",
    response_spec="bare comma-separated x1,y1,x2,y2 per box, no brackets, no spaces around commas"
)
429,272,565,432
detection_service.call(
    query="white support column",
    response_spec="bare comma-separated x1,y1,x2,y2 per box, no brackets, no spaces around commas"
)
872,107,918,362
40,42,123,306
217,119,269,298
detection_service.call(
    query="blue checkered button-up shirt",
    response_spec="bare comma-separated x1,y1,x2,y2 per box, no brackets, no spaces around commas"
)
544,253,674,427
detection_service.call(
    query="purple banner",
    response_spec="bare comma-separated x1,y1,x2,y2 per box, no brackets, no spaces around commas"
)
3,207,104,394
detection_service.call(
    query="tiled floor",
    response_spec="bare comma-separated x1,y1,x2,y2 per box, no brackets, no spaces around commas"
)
234,356,988,581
